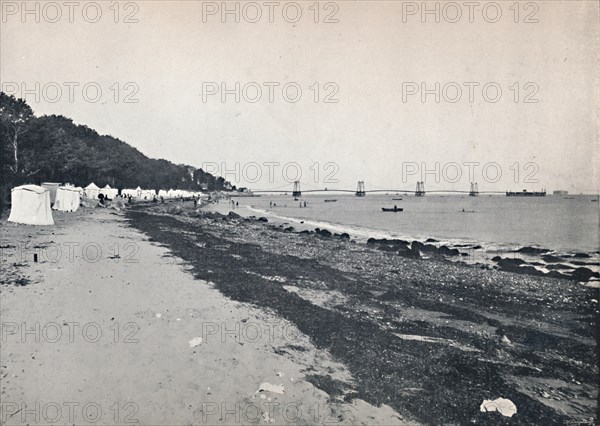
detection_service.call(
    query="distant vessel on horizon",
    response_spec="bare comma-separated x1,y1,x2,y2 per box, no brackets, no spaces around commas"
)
553,190,568,195
506,189,546,197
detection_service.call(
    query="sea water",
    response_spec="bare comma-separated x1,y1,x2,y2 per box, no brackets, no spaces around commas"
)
211,193,599,274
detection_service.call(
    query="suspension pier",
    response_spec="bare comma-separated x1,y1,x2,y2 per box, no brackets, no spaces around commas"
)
469,182,479,196
355,181,366,196
415,181,425,196
292,181,302,197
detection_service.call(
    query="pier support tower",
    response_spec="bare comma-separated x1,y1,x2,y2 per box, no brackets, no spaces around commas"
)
415,181,425,196
355,181,366,196
469,182,479,196
292,181,302,197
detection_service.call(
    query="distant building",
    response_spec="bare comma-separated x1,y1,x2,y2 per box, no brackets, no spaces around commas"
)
506,189,546,197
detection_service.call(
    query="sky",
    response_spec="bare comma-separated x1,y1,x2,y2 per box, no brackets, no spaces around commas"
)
1,0,599,193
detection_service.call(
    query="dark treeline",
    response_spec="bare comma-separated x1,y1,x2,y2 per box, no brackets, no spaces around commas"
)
0,92,229,212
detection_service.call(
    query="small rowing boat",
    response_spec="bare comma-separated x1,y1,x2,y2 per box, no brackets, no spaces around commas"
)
382,207,403,212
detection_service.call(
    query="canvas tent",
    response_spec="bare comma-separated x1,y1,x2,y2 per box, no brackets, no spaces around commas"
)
84,182,101,199
140,189,156,200
53,186,80,212
8,185,54,225
168,189,182,198
100,184,118,199
41,182,60,204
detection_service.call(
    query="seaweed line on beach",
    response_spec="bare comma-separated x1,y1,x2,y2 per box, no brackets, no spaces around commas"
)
126,205,599,424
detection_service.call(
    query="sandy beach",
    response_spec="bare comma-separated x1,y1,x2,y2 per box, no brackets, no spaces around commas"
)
0,207,403,425
0,202,597,424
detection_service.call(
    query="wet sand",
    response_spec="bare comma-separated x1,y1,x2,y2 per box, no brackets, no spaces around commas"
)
0,208,402,425
123,202,598,424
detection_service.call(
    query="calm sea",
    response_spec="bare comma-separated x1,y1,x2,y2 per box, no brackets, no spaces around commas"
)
216,194,599,256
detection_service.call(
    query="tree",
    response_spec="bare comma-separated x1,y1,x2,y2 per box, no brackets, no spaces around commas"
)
0,90,229,212
0,93,34,176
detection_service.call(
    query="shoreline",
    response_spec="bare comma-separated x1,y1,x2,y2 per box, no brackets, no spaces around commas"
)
205,200,600,284
126,202,599,424
228,194,600,254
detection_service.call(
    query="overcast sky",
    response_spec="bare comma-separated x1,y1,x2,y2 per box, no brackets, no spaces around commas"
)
1,0,598,193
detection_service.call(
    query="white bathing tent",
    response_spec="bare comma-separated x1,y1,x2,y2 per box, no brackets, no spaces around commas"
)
84,182,101,199
168,189,181,198
121,188,137,197
53,186,81,212
140,189,156,200
100,184,118,199
8,185,55,225
41,182,60,204
158,189,169,198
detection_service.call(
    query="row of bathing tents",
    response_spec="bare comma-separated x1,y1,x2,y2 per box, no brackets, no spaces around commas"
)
7,183,204,226
44,183,203,202
121,187,155,199
84,184,202,200
7,184,82,225
121,187,202,200
84,183,118,199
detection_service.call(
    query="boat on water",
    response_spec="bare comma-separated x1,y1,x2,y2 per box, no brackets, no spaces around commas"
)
324,199,338,202
392,197,403,200
382,207,403,212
